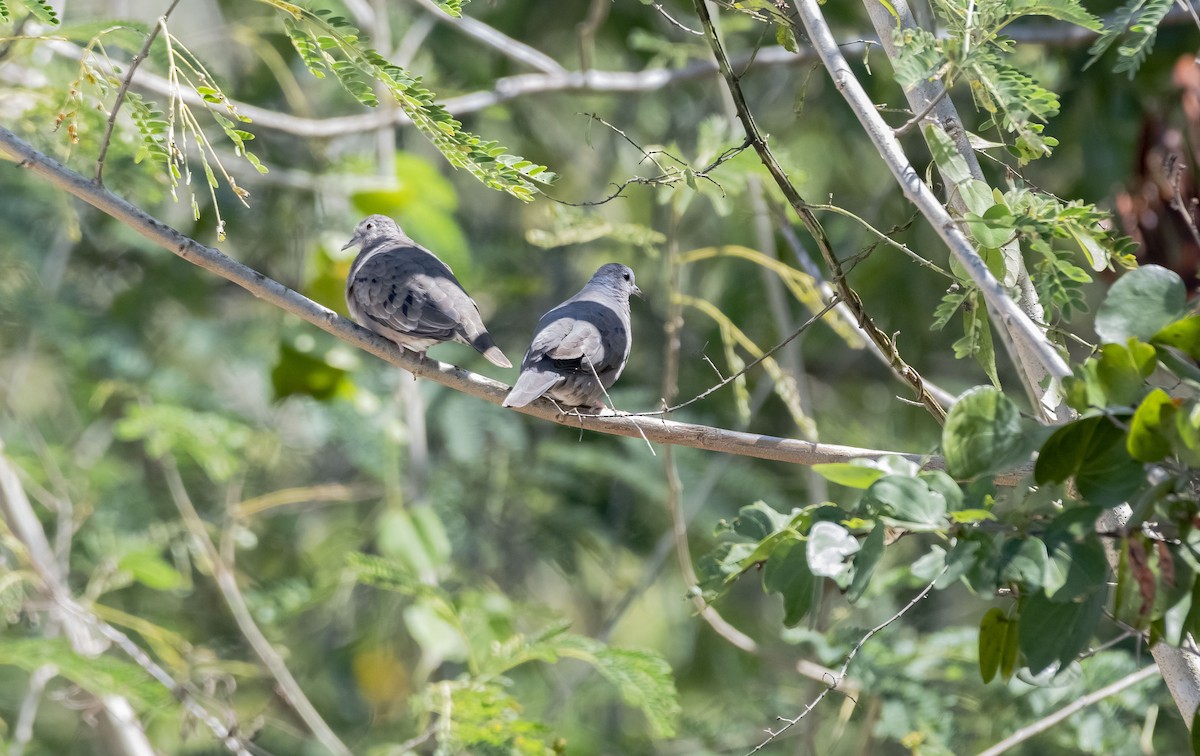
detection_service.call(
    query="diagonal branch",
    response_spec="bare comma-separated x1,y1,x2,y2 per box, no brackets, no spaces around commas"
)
749,577,939,753
861,0,1064,421
977,664,1160,756
790,0,1071,384
0,126,1039,481
691,0,948,424
160,456,351,756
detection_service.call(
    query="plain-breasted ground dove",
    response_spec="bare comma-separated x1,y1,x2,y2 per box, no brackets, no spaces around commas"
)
343,214,511,368
503,263,639,410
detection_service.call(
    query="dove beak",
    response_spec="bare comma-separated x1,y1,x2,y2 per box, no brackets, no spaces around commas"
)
632,284,643,298
340,231,360,251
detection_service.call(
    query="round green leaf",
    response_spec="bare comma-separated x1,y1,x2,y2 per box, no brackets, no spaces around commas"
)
1095,265,1186,344
943,386,1031,478
1018,589,1105,675
864,475,947,530
1152,314,1200,360
763,538,819,627
1127,388,1178,462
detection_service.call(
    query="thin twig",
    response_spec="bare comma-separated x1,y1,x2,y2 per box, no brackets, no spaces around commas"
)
666,445,759,653
404,0,566,74
892,87,950,137
230,483,381,520
631,295,841,417
11,664,56,756
555,115,750,206
159,457,352,756
748,578,939,753
583,357,656,456
692,0,948,424
650,2,704,35
976,665,1160,756
660,211,758,654
54,598,254,755
94,0,182,184
1166,155,1200,251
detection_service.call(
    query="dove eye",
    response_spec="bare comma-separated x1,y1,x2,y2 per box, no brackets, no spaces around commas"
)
623,272,631,281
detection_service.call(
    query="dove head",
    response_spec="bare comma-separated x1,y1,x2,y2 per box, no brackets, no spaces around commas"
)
341,214,405,251
589,263,642,299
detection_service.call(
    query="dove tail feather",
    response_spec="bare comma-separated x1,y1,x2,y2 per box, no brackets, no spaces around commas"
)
466,331,512,368
482,345,512,369
503,369,561,408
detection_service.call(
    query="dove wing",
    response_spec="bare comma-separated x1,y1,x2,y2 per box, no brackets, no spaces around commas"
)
350,244,472,341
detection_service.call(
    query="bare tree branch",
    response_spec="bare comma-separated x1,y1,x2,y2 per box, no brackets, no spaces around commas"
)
404,0,567,74
977,665,1160,756
861,0,1065,422
692,0,949,424
161,456,351,756
791,0,1071,384
0,125,1013,480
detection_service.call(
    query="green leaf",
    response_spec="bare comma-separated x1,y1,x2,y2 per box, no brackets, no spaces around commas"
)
1152,314,1200,360
16,0,57,24
764,537,819,627
1018,588,1105,674
943,386,1032,478
1095,265,1186,344
1086,0,1173,77
1043,538,1108,602
1011,0,1101,30
806,522,860,588
812,461,886,489
863,475,947,531
847,525,885,603
551,635,680,739
926,124,993,214
1035,415,1144,508
920,470,965,512
378,509,441,576
950,509,996,523
979,607,1015,683
998,537,1048,591
775,24,798,53
1094,340,1157,406
0,638,168,709
271,342,351,401
114,403,256,483
118,548,186,591
1127,388,1178,462
964,204,1015,249
727,501,793,541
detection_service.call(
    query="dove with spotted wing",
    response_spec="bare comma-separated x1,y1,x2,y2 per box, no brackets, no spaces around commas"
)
503,263,640,410
343,214,511,369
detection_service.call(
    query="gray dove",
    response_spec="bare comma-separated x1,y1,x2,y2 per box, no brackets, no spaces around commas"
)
503,263,640,410
343,214,511,368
